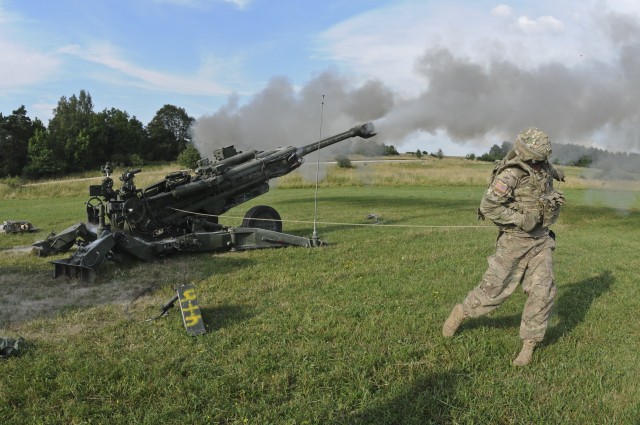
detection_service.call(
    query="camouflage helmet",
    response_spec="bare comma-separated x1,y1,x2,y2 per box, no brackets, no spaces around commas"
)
514,128,552,162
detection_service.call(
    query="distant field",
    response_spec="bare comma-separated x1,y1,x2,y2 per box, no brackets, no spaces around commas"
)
1,159,639,423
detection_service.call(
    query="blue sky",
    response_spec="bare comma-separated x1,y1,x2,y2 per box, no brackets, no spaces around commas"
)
2,0,640,156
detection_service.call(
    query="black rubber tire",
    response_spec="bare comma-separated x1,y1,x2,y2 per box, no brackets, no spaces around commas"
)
85,197,103,225
241,205,282,232
123,197,145,224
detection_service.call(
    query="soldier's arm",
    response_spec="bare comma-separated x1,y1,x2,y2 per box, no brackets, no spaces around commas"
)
479,168,522,225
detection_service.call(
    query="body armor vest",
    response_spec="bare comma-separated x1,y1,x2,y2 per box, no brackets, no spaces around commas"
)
485,153,562,231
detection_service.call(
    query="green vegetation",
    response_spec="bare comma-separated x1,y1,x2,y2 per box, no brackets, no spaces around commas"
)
5,90,637,183
477,141,511,162
334,155,353,169
177,145,203,170
0,92,195,180
2,92,400,181
1,161,639,423
472,140,640,177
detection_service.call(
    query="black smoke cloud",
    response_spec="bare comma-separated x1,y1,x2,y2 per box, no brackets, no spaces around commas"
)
193,10,640,157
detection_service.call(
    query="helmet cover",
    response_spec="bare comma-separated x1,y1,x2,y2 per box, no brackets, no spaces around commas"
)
514,128,551,162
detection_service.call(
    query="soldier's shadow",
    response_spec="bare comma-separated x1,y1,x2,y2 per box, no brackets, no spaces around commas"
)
544,270,614,346
333,369,462,424
200,305,254,332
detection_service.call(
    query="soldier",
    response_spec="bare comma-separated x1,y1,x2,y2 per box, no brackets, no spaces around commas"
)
442,128,565,366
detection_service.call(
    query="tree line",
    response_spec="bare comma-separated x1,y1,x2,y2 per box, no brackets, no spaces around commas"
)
0,90,195,179
470,141,640,176
6,90,636,180
1,90,405,180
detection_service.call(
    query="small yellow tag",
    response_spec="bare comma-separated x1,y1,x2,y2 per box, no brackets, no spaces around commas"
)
178,284,206,336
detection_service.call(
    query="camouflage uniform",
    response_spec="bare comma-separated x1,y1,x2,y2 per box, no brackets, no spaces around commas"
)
443,128,565,365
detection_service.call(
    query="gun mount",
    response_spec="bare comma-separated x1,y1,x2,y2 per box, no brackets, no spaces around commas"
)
33,122,376,282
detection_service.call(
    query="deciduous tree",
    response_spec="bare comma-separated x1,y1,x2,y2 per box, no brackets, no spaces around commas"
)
146,104,194,161
0,106,37,177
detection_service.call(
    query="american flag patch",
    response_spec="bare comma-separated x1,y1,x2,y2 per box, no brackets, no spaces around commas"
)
493,179,509,195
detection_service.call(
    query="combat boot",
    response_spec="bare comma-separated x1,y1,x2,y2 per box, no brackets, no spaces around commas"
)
442,304,467,337
512,339,537,366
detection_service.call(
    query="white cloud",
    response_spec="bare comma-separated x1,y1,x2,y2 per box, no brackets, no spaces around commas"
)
0,3,60,95
491,4,512,17
316,2,580,95
0,39,60,93
152,0,250,9
30,102,57,121
58,43,230,96
222,0,250,9
315,2,436,96
313,0,640,154
514,15,564,33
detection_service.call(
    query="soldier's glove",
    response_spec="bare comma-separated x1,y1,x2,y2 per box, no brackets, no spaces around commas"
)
538,191,565,228
551,166,565,182
541,191,566,210
517,211,540,232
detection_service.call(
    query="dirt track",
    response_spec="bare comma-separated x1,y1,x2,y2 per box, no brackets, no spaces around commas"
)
0,272,157,328
0,249,180,328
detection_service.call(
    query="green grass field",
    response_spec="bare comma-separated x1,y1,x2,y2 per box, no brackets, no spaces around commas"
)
1,160,639,424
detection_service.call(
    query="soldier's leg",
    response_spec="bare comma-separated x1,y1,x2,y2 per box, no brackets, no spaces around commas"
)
514,237,556,366
444,235,529,337
519,237,556,342
443,262,522,337
462,234,529,318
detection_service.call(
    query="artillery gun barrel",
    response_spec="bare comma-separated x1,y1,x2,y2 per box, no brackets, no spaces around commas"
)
212,150,257,170
170,179,213,199
138,122,377,225
170,122,375,200
296,122,376,158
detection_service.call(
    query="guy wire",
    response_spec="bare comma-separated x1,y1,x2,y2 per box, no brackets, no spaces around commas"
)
168,207,495,229
312,95,325,245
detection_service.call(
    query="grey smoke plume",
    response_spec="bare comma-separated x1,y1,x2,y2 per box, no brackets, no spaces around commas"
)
191,72,393,159
193,10,640,157
380,10,640,152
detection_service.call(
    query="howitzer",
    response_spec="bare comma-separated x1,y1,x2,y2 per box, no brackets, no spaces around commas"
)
33,122,376,282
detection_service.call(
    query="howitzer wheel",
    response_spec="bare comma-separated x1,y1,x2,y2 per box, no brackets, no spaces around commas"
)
86,197,103,225
123,197,145,224
242,205,282,233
